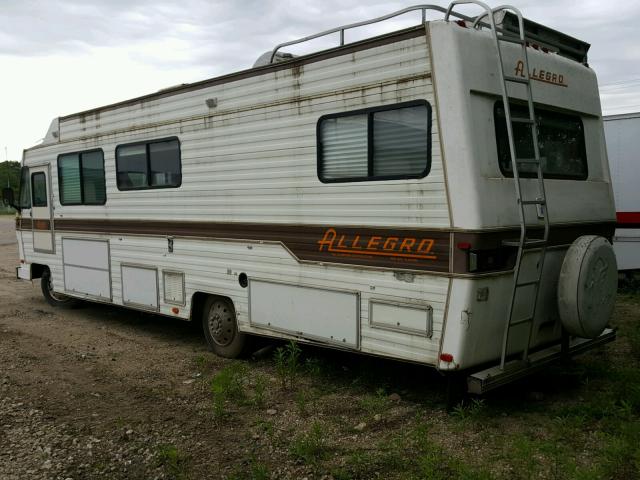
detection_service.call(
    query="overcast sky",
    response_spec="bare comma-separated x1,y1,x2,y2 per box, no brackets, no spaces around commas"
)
1,0,639,161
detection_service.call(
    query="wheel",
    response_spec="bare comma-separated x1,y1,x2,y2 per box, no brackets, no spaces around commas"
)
202,296,247,358
557,236,617,338
40,269,78,308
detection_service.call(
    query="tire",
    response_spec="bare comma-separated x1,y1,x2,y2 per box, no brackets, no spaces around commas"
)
557,236,617,338
40,269,79,308
202,296,248,358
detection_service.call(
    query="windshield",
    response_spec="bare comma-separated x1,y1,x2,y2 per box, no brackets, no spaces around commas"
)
18,166,31,209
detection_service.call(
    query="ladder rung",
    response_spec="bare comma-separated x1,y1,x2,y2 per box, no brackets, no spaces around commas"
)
510,316,534,327
500,35,525,45
516,280,540,288
504,75,530,85
502,239,547,248
523,239,547,248
520,199,546,205
511,117,534,124
516,158,539,164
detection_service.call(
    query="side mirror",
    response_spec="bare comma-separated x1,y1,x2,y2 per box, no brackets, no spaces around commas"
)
2,187,17,211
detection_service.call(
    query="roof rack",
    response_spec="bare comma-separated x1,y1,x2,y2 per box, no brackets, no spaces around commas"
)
268,3,590,66
500,11,589,65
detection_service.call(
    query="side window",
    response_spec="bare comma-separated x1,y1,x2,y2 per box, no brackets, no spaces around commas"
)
18,166,31,209
318,101,431,183
495,102,588,180
58,150,106,205
31,172,47,207
116,138,181,190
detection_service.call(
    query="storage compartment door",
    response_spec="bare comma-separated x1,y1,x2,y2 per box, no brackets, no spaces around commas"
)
249,280,359,347
121,265,159,310
63,238,111,300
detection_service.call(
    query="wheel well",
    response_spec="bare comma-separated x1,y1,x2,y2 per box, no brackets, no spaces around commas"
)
190,292,236,322
31,263,47,279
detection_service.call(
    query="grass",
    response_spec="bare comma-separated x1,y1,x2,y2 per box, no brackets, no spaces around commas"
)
157,444,190,480
209,362,271,418
290,421,331,465
274,340,302,390
358,387,390,416
187,293,640,479
450,398,487,422
228,458,271,480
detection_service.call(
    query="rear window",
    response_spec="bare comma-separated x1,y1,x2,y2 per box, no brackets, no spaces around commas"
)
495,102,588,180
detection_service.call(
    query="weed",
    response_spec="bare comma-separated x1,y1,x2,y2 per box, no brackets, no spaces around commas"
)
255,419,275,439
228,458,271,480
193,354,210,370
501,435,540,480
210,363,248,417
252,373,267,407
599,421,640,479
304,356,324,377
409,423,491,480
358,387,390,416
274,340,302,390
331,451,375,480
290,421,329,464
295,389,310,417
450,398,487,421
157,444,190,480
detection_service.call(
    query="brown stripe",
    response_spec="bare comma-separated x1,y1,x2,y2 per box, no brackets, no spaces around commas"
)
52,219,451,273
16,218,615,274
17,218,50,231
57,26,426,124
33,219,51,231
452,223,615,273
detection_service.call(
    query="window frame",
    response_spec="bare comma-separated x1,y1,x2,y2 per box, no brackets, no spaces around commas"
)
31,172,48,207
115,136,182,191
57,148,107,206
316,100,432,184
494,101,589,181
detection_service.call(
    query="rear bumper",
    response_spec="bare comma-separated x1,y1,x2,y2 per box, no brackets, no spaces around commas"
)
467,328,616,394
16,264,31,281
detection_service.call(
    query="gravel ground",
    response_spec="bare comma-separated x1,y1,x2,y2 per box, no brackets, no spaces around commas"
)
0,216,228,479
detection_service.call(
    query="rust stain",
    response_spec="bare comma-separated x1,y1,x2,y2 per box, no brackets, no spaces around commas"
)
291,64,303,78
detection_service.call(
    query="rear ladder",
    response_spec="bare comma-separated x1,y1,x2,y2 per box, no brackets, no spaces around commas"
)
446,1,550,369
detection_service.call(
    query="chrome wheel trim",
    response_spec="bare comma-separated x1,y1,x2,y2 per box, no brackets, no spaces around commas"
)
207,301,235,347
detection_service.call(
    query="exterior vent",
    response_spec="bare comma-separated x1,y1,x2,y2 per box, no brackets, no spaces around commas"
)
163,271,185,306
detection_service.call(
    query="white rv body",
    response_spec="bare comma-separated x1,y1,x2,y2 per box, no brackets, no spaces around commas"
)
12,5,617,389
603,113,640,271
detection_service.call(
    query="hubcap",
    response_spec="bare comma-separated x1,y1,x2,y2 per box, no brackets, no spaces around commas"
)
207,301,235,347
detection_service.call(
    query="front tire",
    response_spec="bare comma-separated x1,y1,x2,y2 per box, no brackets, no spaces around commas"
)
40,269,78,308
202,296,248,358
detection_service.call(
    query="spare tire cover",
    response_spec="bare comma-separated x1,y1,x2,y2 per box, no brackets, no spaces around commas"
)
557,235,617,338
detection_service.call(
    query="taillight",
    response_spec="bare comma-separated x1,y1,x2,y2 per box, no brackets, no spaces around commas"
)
440,353,454,363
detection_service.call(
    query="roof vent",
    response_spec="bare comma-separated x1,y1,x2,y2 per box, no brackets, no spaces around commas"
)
253,51,296,68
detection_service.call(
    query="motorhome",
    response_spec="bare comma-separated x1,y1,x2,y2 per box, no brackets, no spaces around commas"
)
603,113,640,272
6,1,618,395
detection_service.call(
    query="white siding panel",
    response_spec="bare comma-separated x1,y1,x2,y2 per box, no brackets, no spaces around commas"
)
21,31,450,365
